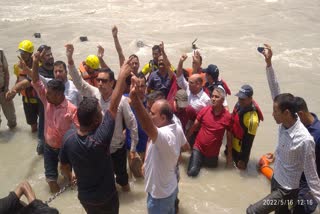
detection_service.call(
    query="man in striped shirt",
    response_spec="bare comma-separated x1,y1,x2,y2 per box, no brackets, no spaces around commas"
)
247,45,320,214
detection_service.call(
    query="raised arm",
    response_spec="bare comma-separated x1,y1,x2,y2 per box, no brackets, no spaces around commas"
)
262,44,280,100
65,44,98,97
97,45,111,69
112,26,125,67
30,51,42,83
109,57,134,118
192,50,201,74
176,54,189,90
176,54,188,78
129,76,158,141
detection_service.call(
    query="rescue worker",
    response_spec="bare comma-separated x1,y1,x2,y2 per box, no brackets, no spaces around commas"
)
6,40,39,133
226,84,263,169
79,55,100,86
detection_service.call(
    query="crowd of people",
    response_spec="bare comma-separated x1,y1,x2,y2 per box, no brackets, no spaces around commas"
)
0,26,319,214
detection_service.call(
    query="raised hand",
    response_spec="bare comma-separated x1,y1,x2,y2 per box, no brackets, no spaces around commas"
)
159,41,164,54
180,54,188,62
193,50,201,66
32,51,42,64
64,44,74,60
112,26,118,38
97,45,104,58
263,44,273,67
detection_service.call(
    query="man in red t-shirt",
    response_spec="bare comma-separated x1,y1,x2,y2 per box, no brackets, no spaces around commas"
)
187,86,232,177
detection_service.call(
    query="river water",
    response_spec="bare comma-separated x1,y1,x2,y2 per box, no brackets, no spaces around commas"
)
0,0,320,213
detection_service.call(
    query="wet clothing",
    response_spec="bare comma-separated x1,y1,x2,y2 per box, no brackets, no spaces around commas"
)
266,65,320,213
0,192,23,214
230,101,260,166
188,106,231,177
247,177,299,214
144,123,184,199
80,192,119,214
187,149,218,177
0,192,51,214
13,62,39,126
194,106,232,157
60,111,117,205
147,187,178,214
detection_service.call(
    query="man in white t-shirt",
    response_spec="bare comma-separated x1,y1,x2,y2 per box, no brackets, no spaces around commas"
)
129,76,185,214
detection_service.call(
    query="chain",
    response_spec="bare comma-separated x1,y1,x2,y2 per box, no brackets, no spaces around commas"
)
44,183,72,204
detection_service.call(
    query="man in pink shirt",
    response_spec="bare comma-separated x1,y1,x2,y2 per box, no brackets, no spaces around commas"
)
187,86,232,177
22,51,79,193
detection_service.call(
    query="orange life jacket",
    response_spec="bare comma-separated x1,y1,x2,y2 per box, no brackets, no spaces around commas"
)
79,62,98,87
14,64,37,102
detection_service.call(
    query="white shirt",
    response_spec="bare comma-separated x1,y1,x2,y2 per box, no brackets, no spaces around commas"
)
273,119,320,202
144,123,184,198
40,76,82,107
177,75,211,112
266,65,320,202
68,64,139,152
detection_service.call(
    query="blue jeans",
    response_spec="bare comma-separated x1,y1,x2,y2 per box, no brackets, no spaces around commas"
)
147,187,178,214
44,143,60,181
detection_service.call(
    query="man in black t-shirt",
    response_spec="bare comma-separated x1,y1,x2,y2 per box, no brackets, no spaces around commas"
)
59,44,134,214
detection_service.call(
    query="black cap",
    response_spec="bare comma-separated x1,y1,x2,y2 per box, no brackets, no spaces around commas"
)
235,84,253,98
203,64,219,79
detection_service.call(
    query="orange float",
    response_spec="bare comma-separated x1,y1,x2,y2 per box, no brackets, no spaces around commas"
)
258,153,274,180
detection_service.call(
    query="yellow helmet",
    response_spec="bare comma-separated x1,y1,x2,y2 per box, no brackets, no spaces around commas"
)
18,40,34,53
85,55,100,70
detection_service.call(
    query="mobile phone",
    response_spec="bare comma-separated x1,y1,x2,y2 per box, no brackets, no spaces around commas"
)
257,47,265,54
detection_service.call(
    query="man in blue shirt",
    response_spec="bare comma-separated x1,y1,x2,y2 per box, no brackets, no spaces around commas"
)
293,97,320,213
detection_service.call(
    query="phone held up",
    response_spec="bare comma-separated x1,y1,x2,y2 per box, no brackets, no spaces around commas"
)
257,46,265,54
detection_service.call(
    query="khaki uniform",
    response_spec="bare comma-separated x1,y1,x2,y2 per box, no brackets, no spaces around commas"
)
0,49,16,128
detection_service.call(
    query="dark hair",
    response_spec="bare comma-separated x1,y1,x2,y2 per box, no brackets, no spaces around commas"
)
77,97,99,127
158,100,173,121
19,199,59,214
137,72,147,82
274,93,297,118
294,96,309,112
199,55,202,64
47,79,65,94
146,91,165,102
53,61,67,71
152,45,161,52
99,68,115,82
37,45,51,52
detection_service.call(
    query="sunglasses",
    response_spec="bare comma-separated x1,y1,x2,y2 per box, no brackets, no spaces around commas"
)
96,78,109,83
